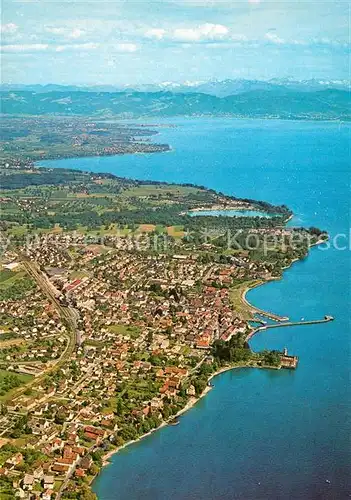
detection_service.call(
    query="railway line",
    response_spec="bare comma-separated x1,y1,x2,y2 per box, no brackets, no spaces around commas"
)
4,255,80,402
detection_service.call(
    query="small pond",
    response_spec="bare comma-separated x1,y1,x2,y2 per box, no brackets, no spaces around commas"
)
187,209,274,218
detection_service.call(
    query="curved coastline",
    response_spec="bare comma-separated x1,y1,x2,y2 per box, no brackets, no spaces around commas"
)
32,140,329,496
243,237,327,342
96,265,296,472
59,119,348,500
241,280,289,322
97,239,322,474
99,363,260,470
93,239,328,486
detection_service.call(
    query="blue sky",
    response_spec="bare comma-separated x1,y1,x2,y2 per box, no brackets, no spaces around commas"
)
1,0,349,85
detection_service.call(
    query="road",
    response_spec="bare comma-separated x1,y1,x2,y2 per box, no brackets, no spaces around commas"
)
5,255,80,402
189,355,207,375
22,258,78,349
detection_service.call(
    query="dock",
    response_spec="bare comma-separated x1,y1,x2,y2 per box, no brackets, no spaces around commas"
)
253,309,289,322
247,317,334,370
256,315,334,332
246,315,334,342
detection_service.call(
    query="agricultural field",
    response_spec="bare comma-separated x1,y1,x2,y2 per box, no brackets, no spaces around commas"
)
0,269,36,301
0,115,169,163
0,370,33,400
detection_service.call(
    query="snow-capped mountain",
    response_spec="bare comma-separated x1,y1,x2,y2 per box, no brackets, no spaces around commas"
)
1,78,349,96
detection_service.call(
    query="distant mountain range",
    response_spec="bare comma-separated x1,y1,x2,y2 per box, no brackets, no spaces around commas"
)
0,87,349,120
1,78,349,97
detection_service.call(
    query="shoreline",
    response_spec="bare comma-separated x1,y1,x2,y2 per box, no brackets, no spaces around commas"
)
243,236,327,342
98,360,282,472
30,139,329,496
97,237,328,474
245,236,326,312
98,278,280,470
99,363,253,469
241,279,288,322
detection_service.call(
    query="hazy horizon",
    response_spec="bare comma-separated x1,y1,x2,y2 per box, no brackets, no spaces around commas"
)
1,77,350,90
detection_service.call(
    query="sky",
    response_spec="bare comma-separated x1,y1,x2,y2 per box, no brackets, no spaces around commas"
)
0,0,349,85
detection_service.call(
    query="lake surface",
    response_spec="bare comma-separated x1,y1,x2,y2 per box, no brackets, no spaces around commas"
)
39,118,350,500
187,209,273,218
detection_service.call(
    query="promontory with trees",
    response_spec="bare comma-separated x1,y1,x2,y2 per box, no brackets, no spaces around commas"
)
0,115,327,500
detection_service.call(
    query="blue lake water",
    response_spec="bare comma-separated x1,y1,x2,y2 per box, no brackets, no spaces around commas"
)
39,118,350,500
187,209,273,218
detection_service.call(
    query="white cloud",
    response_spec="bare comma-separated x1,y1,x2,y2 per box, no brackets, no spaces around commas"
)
265,32,285,44
113,43,138,52
55,43,99,52
142,24,341,49
262,32,348,48
166,0,226,6
172,23,229,42
69,28,85,39
45,27,66,36
2,42,100,54
45,26,85,39
314,37,348,48
145,28,166,40
0,23,19,34
1,43,48,53
56,42,137,54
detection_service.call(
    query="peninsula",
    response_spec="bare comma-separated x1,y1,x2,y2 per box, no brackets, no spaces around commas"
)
0,116,329,500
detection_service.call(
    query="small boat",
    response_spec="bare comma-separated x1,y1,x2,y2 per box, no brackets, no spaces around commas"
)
169,418,179,426
325,479,331,484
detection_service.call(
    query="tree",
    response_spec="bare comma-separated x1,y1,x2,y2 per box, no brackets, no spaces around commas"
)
212,334,251,364
55,411,66,425
141,420,151,433
116,398,123,416
262,350,281,367
162,405,171,420
89,464,99,476
0,404,8,416
193,376,208,396
77,484,97,500
119,424,138,442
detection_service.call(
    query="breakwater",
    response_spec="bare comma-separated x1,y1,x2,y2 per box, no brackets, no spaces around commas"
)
247,316,334,341
258,315,334,331
242,282,289,322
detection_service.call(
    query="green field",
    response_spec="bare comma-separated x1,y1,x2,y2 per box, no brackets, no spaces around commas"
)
0,269,16,283
0,269,35,301
229,280,263,321
0,369,33,400
120,184,201,198
107,324,141,339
